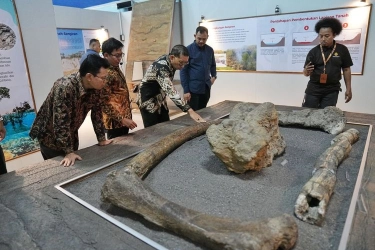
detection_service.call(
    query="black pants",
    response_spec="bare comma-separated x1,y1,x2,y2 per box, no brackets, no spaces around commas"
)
302,91,339,109
0,145,7,175
39,143,65,160
140,105,170,128
189,85,211,111
106,127,129,139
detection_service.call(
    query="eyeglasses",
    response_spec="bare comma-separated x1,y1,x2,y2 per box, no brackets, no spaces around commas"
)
110,53,125,59
177,59,189,66
95,75,107,81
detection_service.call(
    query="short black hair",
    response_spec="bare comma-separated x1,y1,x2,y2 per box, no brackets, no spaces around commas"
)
89,39,99,45
101,37,123,54
79,54,110,77
169,45,189,57
196,26,208,35
315,17,343,35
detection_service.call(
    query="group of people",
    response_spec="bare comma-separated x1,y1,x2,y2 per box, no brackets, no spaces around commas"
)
27,26,216,168
0,17,353,173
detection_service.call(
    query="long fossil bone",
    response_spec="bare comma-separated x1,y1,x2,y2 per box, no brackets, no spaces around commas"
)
294,128,359,225
101,121,298,250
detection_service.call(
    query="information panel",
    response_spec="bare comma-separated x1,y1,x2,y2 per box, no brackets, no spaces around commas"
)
0,0,38,161
202,5,371,74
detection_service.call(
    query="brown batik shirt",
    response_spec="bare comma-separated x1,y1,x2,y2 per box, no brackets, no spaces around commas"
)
101,65,132,129
29,72,106,154
137,54,190,114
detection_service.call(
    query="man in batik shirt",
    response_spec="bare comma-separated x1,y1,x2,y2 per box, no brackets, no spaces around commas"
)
101,38,137,139
137,45,205,127
29,55,112,167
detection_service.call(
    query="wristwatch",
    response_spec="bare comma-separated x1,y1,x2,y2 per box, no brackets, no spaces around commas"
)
211,76,217,79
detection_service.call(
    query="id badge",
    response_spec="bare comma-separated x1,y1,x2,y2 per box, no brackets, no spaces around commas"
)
320,73,327,84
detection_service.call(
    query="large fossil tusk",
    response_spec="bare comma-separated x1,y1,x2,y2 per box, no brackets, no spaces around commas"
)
101,122,298,250
294,128,359,225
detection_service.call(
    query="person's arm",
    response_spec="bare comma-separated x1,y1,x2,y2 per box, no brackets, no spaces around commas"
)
157,70,205,123
91,91,111,144
158,69,190,112
343,67,352,103
52,85,75,155
101,74,137,129
50,85,82,167
210,48,217,85
180,61,191,101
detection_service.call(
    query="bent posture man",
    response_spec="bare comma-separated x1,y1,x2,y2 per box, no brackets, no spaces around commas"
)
30,55,112,167
137,45,205,127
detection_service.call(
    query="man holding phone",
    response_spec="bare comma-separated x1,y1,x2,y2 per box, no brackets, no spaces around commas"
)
302,17,353,109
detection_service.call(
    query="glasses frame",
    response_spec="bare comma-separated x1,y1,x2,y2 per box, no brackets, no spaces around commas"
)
110,53,125,59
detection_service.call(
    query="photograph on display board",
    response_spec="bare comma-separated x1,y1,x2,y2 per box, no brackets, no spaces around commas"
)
202,5,371,74
0,0,39,161
57,28,109,76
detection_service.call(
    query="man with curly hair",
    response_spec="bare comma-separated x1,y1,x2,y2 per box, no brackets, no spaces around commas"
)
302,17,353,108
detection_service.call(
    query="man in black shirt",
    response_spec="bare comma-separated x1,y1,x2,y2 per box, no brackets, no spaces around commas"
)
302,17,353,108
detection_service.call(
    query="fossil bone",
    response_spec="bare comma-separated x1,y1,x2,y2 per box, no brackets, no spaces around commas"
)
206,102,286,173
101,121,298,250
294,128,359,225
278,106,346,135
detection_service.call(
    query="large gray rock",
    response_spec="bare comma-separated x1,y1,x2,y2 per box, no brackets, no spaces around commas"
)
206,102,286,173
278,106,346,135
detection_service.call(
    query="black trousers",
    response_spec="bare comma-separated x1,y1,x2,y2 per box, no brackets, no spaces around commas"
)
189,85,211,111
39,143,65,160
0,145,7,175
302,91,339,109
106,126,129,139
140,105,170,128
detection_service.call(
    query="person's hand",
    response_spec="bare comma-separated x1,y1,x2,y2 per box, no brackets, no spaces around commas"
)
345,88,352,103
304,62,314,76
122,118,137,130
60,152,82,167
98,139,113,146
184,93,191,102
187,109,206,123
210,77,216,85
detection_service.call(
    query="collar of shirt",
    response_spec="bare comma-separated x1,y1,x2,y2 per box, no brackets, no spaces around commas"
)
322,40,336,52
75,72,88,97
193,41,206,50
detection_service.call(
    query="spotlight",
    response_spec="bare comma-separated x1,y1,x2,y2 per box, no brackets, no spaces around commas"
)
101,25,105,31
275,5,280,14
201,15,205,21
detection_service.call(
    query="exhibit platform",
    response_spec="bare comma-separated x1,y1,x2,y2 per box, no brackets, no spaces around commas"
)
1,101,374,250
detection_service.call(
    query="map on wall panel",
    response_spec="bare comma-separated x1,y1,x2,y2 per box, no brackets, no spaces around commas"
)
292,32,319,46
203,5,371,74
260,34,285,47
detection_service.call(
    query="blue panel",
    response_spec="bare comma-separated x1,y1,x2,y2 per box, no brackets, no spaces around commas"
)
52,0,117,8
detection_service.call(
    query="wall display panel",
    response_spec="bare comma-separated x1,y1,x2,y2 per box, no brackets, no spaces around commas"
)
202,5,371,74
57,28,109,76
0,0,38,161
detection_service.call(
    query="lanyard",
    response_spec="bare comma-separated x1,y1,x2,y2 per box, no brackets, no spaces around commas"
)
320,43,336,74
